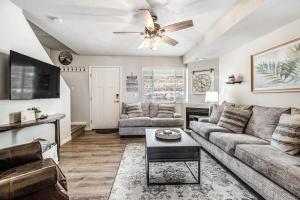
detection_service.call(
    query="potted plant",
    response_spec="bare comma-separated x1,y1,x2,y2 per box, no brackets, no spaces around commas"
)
28,107,42,119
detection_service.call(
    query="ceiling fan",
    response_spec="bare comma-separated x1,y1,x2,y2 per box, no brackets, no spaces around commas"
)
113,9,193,50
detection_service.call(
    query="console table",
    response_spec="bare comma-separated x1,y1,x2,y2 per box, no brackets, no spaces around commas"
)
186,107,209,130
0,113,65,160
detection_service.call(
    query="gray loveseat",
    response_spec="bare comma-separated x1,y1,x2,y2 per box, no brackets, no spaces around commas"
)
119,102,184,136
190,103,300,200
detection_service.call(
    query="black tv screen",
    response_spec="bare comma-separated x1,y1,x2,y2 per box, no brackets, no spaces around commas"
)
9,51,60,100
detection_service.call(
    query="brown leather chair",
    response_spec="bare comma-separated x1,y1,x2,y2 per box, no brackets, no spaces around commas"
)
0,141,69,200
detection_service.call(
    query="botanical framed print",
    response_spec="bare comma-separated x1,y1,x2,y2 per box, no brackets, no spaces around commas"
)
251,37,300,93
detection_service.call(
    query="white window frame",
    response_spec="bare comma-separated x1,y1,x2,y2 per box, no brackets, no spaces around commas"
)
141,67,186,103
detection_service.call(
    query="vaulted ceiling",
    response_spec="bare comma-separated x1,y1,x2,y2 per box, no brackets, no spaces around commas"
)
11,0,300,61
12,0,237,56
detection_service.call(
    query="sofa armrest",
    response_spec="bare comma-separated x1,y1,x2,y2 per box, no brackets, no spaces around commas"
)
198,118,209,122
120,114,129,119
0,141,42,172
174,113,182,118
0,158,58,200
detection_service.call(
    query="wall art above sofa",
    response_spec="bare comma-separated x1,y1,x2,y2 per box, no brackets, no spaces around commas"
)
251,37,300,93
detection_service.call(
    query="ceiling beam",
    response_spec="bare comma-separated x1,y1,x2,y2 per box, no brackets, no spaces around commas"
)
184,0,265,63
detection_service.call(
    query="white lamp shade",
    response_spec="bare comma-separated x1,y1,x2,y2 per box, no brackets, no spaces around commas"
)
205,91,218,103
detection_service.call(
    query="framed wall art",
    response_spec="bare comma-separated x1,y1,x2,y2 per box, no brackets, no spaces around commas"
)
192,68,214,94
126,73,138,92
251,37,300,93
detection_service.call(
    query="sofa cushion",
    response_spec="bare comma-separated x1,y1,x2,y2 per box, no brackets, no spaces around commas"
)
209,102,234,124
120,114,128,119
245,105,290,141
271,114,300,155
119,117,151,127
174,113,182,118
157,103,175,118
291,107,300,115
209,132,269,155
125,103,143,118
141,102,150,117
217,106,252,133
235,104,253,110
122,102,150,117
149,102,159,118
190,121,232,139
151,118,183,127
121,102,127,114
235,144,300,198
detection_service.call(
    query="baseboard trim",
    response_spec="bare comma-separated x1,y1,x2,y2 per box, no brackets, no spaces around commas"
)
61,135,72,145
71,122,90,131
71,122,87,125
95,128,119,134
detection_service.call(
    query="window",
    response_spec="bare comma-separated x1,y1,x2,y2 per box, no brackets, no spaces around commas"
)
142,68,185,102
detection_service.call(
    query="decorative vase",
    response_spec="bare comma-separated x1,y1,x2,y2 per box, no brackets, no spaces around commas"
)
228,75,235,82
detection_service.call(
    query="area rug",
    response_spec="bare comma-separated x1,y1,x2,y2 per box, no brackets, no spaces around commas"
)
109,144,261,200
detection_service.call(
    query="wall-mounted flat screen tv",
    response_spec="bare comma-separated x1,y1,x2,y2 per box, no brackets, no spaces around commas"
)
9,50,60,100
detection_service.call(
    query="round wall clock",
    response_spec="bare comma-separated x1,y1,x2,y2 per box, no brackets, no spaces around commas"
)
192,74,212,93
58,51,73,65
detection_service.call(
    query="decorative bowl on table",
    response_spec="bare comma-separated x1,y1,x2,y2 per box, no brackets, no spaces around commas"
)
155,128,182,140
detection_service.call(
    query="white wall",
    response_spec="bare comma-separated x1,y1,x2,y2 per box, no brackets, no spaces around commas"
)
0,1,71,148
219,18,300,108
50,50,186,129
187,59,219,104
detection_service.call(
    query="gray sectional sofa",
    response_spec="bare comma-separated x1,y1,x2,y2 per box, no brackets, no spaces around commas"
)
119,101,184,136
190,103,300,200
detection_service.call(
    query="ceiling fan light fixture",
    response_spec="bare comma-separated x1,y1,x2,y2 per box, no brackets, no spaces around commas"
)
114,9,193,50
150,38,160,50
138,38,149,49
138,37,160,50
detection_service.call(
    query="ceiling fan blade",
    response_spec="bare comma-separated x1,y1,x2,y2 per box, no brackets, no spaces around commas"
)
139,9,155,31
160,35,178,46
161,20,193,33
113,32,144,35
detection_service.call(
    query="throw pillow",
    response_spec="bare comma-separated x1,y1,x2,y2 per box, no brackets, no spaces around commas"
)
157,103,175,118
245,106,290,141
291,107,300,115
235,104,253,110
126,103,143,118
209,102,234,124
271,114,300,155
217,106,252,133
149,102,159,118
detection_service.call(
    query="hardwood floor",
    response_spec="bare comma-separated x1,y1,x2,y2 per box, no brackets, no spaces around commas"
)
59,131,144,200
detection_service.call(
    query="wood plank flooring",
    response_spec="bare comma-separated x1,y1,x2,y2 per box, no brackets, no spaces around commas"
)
59,131,144,200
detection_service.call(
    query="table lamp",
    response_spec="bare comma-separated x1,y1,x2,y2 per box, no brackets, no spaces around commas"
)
205,91,218,116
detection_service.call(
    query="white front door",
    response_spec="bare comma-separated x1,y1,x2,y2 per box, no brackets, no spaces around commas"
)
90,67,120,129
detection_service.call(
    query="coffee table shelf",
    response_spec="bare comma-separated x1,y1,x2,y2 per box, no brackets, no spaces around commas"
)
145,128,201,186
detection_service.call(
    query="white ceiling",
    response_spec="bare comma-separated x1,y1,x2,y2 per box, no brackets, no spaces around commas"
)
184,0,300,63
28,21,76,54
12,0,237,56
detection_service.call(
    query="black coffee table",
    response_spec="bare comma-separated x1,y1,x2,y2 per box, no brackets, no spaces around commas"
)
145,128,200,186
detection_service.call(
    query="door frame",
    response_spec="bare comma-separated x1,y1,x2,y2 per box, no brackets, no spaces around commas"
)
88,66,122,130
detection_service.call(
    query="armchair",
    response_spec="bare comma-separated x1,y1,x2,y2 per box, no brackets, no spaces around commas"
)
0,141,68,200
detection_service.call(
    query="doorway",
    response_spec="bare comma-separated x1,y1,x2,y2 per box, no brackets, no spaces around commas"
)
89,67,120,129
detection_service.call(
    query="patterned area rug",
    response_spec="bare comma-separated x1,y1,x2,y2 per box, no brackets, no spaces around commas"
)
109,144,261,200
